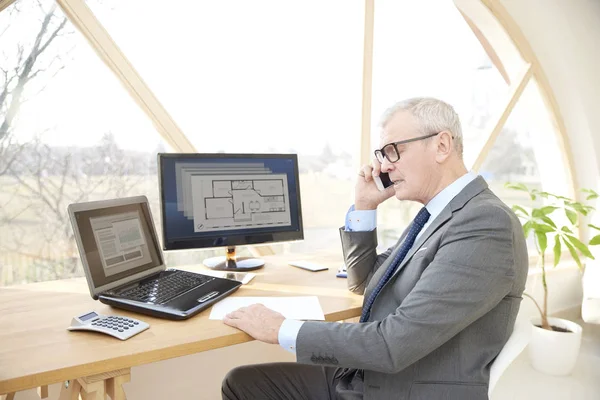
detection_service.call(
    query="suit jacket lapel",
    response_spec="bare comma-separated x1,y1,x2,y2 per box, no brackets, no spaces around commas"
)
388,176,489,281
388,207,452,280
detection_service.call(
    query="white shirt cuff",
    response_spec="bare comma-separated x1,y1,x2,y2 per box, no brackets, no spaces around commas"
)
278,319,305,354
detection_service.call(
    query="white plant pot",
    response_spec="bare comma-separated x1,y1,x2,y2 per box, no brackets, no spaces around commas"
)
528,317,582,376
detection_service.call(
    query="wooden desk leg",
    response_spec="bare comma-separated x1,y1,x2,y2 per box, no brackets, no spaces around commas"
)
77,378,105,400
2,385,49,400
79,368,130,400
106,371,131,400
58,380,82,400
38,385,49,398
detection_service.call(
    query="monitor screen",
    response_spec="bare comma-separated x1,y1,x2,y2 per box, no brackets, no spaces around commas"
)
158,153,304,251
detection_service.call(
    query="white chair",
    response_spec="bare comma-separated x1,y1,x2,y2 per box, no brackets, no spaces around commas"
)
488,318,530,397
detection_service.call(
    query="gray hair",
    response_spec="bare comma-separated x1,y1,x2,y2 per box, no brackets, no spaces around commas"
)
379,97,464,157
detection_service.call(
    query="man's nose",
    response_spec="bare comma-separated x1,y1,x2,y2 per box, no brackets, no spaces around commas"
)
380,157,394,172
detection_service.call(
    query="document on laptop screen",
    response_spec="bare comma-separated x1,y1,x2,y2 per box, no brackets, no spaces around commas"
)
89,211,151,276
209,296,325,321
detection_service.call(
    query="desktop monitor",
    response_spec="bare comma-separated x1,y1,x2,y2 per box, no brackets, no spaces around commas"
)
157,153,304,271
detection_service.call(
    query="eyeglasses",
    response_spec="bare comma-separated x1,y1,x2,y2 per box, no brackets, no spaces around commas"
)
374,132,441,164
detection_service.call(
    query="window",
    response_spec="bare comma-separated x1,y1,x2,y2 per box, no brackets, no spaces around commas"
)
481,79,570,201
0,0,168,286
0,0,576,286
88,0,365,257
480,79,571,256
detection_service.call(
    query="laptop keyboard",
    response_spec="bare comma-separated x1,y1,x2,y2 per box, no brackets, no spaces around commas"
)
120,271,214,305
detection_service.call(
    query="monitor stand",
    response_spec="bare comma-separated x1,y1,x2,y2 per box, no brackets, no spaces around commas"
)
203,246,264,271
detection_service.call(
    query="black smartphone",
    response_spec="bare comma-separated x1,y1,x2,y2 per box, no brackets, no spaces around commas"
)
374,172,394,191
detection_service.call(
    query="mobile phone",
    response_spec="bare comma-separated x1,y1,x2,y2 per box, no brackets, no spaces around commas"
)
374,172,394,191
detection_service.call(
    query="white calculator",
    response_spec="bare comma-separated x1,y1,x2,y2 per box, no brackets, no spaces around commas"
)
67,311,150,340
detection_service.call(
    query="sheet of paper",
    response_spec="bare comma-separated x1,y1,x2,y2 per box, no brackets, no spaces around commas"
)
209,296,325,321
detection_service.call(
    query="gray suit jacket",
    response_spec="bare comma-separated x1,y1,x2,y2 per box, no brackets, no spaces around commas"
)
296,176,528,400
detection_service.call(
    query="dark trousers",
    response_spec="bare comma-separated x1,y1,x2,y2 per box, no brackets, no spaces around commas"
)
221,362,363,400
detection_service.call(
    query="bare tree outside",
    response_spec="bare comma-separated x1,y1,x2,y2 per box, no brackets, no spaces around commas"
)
0,2,68,174
0,0,157,285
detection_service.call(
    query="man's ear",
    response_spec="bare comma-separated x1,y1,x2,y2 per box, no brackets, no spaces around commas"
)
435,131,453,162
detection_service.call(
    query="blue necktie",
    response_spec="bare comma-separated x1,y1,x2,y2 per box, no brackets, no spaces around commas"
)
360,207,431,322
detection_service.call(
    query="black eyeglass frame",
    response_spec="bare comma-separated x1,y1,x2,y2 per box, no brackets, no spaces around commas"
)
374,132,442,163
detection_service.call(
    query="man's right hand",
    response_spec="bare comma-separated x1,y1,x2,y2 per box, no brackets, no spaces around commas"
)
355,162,395,210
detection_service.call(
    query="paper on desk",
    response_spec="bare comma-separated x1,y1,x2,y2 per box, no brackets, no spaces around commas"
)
209,296,325,321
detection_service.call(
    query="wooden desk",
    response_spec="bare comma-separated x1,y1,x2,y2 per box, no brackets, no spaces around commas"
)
0,255,362,398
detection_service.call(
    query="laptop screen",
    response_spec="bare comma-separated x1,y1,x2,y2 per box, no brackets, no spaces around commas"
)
71,200,163,291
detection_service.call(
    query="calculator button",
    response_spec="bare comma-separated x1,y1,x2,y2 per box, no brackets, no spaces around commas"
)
124,326,129,330
118,329,124,332
134,322,139,325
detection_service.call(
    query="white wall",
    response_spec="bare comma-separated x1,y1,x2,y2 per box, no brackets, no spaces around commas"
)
500,0,600,192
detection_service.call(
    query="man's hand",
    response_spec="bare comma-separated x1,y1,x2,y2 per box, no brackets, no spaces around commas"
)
223,303,286,344
355,162,395,210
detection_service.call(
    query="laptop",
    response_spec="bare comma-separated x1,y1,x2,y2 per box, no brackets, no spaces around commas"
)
68,195,241,320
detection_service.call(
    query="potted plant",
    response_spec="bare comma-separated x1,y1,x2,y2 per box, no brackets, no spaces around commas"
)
505,183,600,375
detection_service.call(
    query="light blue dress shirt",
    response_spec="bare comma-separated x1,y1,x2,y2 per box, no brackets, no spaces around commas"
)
278,172,478,354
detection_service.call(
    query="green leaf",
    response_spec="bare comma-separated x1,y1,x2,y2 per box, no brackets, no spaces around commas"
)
565,209,578,225
540,216,557,228
563,238,583,270
534,223,555,234
588,224,600,231
568,202,589,216
582,188,599,200
537,191,551,199
565,235,595,259
561,226,573,233
505,182,528,192
511,205,529,216
540,206,559,215
589,234,600,246
523,221,533,238
533,206,559,219
536,231,548,254
553,235,561,267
